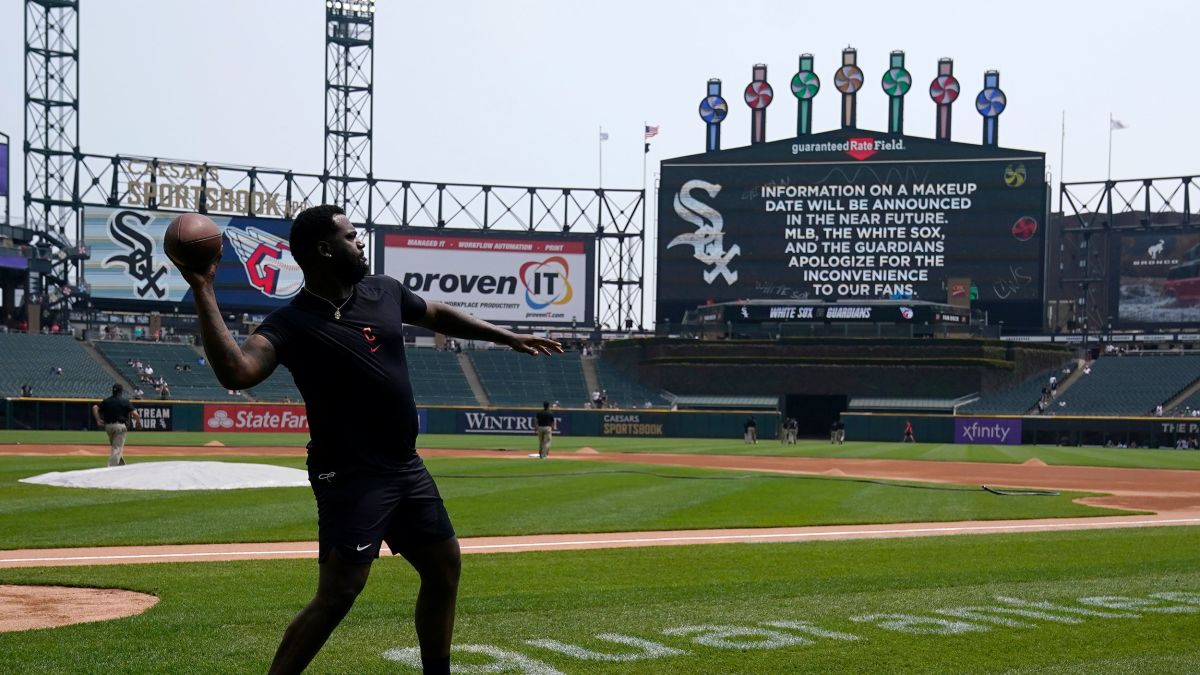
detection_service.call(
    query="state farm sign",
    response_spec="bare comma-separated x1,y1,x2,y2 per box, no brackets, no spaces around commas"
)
203,404,309,433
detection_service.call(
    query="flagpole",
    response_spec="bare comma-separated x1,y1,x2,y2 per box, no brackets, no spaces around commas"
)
1107,113,1113,181
1059,110,1066,211
641,121,648,201
598,125,604,187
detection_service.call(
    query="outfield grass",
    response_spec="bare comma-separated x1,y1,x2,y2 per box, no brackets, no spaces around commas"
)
0,527,1196,673
3,429,1199,470
0,455,1125,550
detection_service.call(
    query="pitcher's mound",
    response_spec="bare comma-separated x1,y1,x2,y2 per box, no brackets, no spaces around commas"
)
575,447,599,455
20,461,308,490
0,585,158,632
203,440,226,447
1022,458,1048,467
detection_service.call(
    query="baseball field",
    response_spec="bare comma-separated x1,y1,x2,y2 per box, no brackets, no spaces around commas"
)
1,430,1198,673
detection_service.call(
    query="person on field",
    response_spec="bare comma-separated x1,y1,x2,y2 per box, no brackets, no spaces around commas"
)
743,416,757,444
179,204,562,675
902,419,915,443
93,384,141,466
535,401,555,459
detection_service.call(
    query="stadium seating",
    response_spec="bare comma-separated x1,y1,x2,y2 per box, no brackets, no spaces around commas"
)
592,357,671,408
1054,355,1200,416
958,367,1065,414
0,333,114,399
405,349,479,405
246,369,302,403
469,349,588,407
93,341,240,401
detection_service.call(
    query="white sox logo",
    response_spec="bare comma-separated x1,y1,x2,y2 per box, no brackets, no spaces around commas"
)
670,180,740,285
103,210,169,298
225,226,304,298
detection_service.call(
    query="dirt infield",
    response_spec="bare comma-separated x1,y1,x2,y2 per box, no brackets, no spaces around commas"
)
0,585,158,632
4,443,1199,631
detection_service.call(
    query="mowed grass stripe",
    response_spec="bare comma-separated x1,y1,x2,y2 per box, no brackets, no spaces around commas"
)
0,456,1123,550
0,527,1196,673
4,430,1199,470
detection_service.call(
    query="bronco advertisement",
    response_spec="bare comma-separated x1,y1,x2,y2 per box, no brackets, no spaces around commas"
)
83,207,304,311
379,232,595,326
1116,230,1200,326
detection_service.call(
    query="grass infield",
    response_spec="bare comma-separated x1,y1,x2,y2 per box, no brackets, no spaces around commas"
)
0,455,1124,550
2,429,1199,470
0,527,1197,673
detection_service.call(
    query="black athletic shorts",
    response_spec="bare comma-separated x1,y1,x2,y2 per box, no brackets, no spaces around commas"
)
308,454,456,565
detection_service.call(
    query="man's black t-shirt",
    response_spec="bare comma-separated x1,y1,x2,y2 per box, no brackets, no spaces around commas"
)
254,275,427,473
535,411,555,427
98,395,134,424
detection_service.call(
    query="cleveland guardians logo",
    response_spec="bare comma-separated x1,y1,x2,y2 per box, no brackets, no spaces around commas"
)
225,226,304,298
518,256,573,310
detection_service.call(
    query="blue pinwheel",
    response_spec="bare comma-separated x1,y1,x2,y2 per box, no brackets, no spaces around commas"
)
699,95,729,124
976,87,1006,117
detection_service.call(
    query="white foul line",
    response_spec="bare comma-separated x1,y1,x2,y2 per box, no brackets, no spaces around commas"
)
3,517,1199,565
460,517,1200,550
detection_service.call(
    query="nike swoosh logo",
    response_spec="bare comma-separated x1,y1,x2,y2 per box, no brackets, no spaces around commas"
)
370,345,381,353
356,543,372,551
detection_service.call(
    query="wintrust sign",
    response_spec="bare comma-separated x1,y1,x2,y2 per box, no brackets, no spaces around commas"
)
204,404,309,433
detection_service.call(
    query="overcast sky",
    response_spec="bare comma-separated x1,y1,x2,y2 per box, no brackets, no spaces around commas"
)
2,0,1197,323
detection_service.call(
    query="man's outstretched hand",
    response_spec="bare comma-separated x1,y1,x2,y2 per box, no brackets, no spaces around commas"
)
508,334,564,356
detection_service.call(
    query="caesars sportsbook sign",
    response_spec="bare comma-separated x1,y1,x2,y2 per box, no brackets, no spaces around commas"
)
380,233,595,325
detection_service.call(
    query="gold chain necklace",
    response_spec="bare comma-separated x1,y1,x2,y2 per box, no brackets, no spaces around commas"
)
303,286,354,320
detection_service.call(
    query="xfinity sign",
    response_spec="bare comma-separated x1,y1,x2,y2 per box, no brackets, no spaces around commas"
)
954,417,1022,445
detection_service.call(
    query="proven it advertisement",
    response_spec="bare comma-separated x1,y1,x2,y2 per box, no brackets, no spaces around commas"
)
380,232,594,325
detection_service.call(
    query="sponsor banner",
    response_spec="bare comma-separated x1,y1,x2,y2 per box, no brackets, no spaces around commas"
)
129,403,173,431
600,412,666,437
726,303,967,324
83,207,303,310
380,232,594,325
657,129,1045,328
954,417,1022,445
456,409,571,435
1117,230,1200,325
203,404,309,433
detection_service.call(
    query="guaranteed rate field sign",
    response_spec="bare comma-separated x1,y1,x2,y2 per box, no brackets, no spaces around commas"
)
657,129,1046,326
380,232,595,326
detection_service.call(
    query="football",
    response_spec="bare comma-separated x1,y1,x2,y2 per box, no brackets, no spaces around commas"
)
164,213,223,271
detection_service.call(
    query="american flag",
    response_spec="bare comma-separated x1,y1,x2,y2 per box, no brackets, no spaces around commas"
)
644,125,660,139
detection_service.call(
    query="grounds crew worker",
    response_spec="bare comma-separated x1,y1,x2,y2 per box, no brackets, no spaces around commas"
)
93,383,140,466
535,401,555,459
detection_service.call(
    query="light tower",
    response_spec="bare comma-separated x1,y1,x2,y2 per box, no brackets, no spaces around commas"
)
324,0,376,224
24,0,81,300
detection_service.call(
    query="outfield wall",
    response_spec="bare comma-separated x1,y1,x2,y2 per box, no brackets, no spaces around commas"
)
844,412,1200,448
1,398,777,440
